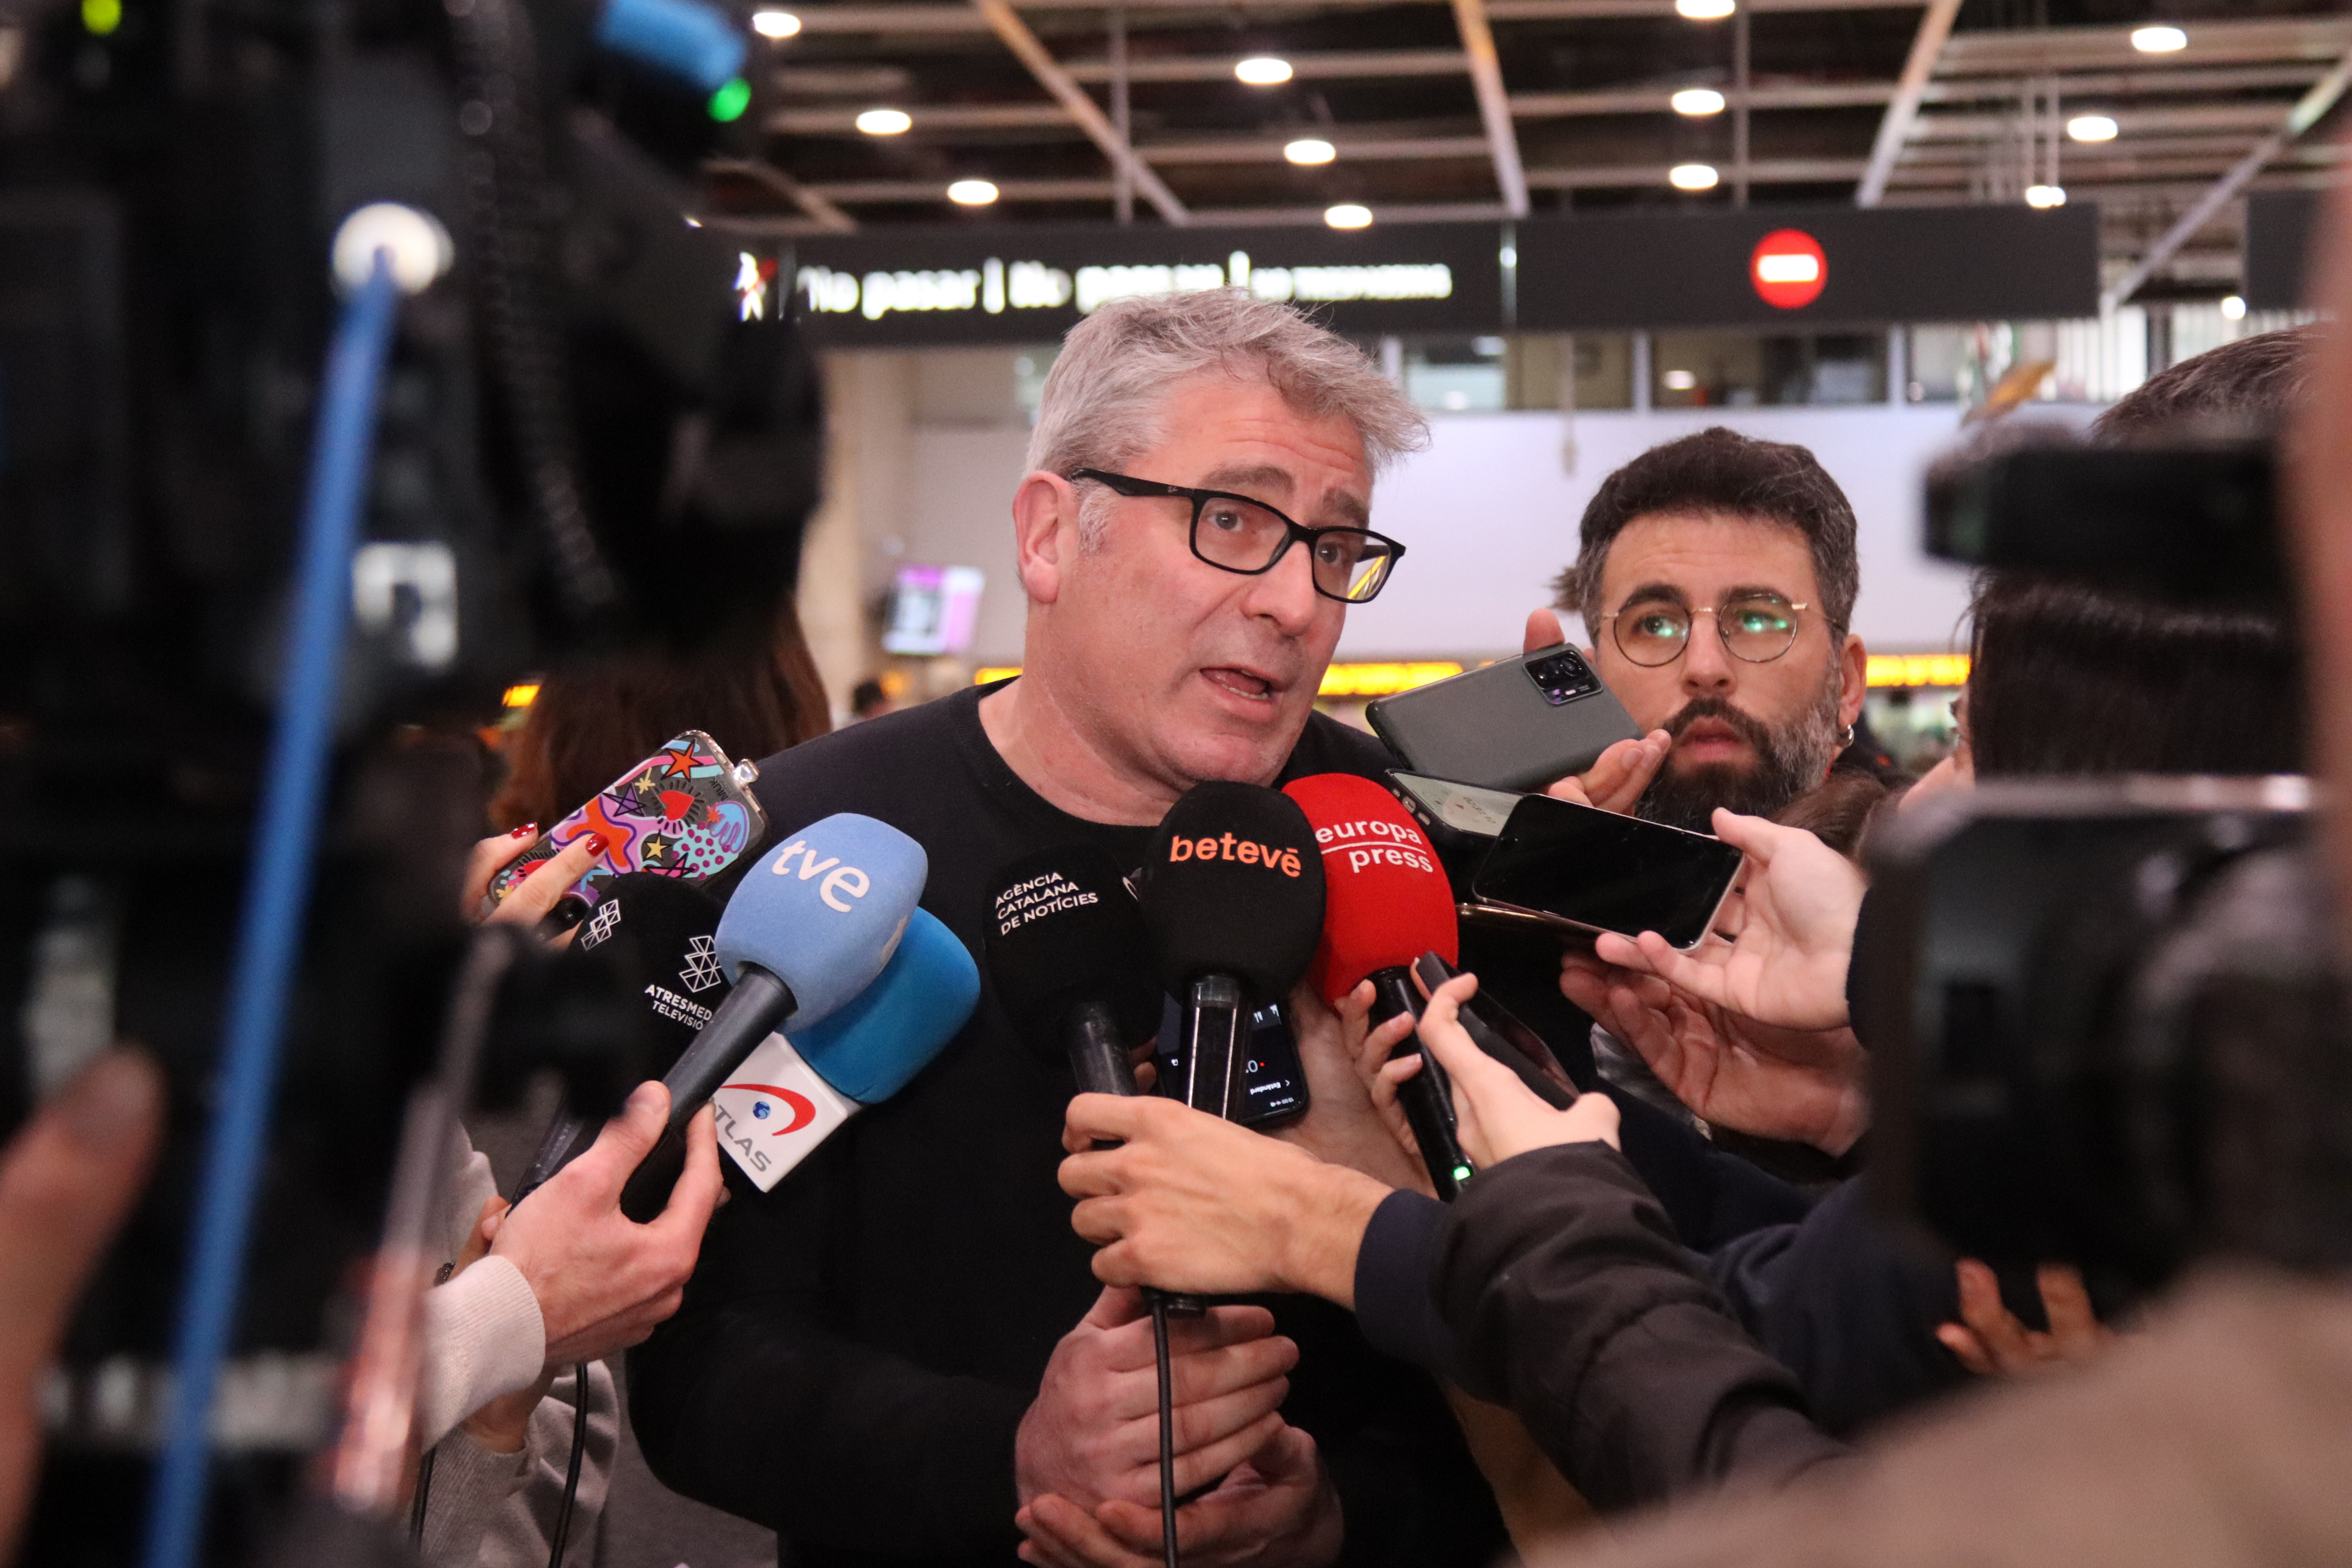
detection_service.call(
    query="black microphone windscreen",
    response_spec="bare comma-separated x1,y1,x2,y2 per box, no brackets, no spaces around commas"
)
564,872,731,1077
986,846,1162,1055
1137,781,1326,1004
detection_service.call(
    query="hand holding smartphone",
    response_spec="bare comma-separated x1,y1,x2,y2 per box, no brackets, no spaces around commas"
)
483,730,769,914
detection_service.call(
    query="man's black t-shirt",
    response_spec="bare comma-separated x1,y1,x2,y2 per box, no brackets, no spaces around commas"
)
629,682,1507,1568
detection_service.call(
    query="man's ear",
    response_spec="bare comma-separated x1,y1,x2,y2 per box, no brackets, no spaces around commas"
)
1837,632,1868,729
1011,471,1077,606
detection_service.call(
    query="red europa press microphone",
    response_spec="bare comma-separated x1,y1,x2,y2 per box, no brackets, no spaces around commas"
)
1283,772,1476,1197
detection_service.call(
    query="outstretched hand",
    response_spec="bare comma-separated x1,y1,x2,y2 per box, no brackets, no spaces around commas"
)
1560,958,1869,1156
1592,809,1864,1031
1938,1260,2115,1378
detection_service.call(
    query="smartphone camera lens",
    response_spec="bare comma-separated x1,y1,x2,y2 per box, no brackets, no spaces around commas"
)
1525,650,1600,706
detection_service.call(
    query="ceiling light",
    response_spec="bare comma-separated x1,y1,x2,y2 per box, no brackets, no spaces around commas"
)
1669,162,1719,191
1284,138,1336,165
2130,24,2186,53
948,178,999,205
1235,56,1292,85
2066,113,2118,142
2024,184,2066,208
751,9,800,37
2221,294,2247,320
1670,87,1726,116
1675,0,1735,17
856,107,912,135
1325,203,1372,228
1662,369,1698,390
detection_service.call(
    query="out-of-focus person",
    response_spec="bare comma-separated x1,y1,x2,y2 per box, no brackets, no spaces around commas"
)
489,601,828,833
848,677,901,723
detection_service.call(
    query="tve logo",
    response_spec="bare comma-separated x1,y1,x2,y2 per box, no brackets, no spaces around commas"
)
713,1032,858,1191
1750,228,1826,311
771,836,874,911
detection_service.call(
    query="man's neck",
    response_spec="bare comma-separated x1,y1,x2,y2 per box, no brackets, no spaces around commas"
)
978,676,1191,826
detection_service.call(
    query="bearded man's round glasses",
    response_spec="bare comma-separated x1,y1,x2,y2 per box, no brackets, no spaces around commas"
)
1068,468,1406,605
1599,592,1826,667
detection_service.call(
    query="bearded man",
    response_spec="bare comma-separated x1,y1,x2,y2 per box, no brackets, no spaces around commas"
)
1522,427,1873,1131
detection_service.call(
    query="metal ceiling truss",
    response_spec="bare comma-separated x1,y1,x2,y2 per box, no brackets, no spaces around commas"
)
717,2,2352,304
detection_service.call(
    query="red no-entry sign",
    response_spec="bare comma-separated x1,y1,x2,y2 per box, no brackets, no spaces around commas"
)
1751,228,1827,310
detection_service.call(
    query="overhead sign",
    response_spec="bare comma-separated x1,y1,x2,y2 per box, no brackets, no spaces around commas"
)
783,222,1502,345
1517,204,2100,330
2244,189,2317,312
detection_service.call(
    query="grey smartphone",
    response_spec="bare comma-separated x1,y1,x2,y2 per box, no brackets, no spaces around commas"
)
1470,792,1745,950
1365,645,1642,793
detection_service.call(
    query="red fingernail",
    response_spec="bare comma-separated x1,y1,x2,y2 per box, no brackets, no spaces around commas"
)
510,823,536,837
587,834,609,856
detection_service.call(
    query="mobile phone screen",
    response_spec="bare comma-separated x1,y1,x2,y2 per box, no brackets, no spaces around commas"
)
1472,793,1745,949
1390,772,1523,839
1153,998,1308,1128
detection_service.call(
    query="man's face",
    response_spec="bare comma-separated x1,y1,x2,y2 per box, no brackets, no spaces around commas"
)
1587,511,1854,829
1035,374,1369,792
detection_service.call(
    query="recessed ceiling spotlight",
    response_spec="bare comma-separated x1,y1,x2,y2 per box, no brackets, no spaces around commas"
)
2130,24,2186,53
751,9,800,38
856,107,912,135
2221,294,2247,320
1284,138,1336,165
1675,0,1736,18
948,178,999,205
1662,369,1698,390
2024,183,2067,208
1669,162,1720,190
1324,202,1372,228
1235,56,1293,85
2067,113,2119,142
1671,87,1727,116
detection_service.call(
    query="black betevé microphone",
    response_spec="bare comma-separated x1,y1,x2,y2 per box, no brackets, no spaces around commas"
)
986,845,1162,1101
1136,782,1326,1121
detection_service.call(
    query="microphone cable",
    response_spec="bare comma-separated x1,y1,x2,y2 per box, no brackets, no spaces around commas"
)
1150,1292,1178,1568
547,1363,591,1568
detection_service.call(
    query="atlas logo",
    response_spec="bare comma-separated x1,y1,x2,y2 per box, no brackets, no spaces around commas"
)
736,1084,818,1135
1167,832,1304,878
771,837,874,911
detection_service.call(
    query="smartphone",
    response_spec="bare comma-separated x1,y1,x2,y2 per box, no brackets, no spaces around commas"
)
1365,645,1642,793
1153,997,1309,1130
483,729,768,912
1470,792,1745,950
1385,770,1525,898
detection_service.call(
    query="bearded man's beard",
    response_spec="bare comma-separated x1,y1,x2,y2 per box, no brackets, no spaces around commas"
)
1636,674,1844,833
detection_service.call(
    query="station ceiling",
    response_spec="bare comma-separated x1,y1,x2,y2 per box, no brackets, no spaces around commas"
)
700,0,2352,303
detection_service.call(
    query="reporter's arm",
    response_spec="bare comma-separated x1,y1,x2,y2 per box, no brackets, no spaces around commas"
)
1436,1144,1845,1512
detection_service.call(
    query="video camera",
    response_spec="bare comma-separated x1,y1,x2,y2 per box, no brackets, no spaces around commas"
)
0,0,819,1556
1869,440,2352,1297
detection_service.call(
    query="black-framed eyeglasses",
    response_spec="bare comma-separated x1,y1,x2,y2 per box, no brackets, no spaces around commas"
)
1068,468,1406,605
1598,591,1830,667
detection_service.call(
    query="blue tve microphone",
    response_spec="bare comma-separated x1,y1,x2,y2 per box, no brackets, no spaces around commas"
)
578,814,921,1219
709,908,979,1191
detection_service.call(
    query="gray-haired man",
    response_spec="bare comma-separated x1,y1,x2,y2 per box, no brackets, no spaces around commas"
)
631,292,1509,1568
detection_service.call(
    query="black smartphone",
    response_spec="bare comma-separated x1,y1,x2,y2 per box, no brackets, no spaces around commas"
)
1365,645,1642,793
1471,793,1745,950
1385,770,1524,898
1153,997,1308,1129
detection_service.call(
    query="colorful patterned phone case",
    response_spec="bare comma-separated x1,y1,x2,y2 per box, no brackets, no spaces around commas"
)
483,730,767,911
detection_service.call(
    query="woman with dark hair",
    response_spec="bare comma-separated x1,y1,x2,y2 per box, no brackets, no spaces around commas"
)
489,600,831,833
1961,571,2302,780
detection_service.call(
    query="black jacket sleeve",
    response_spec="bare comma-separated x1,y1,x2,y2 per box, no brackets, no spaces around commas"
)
1434,1142,1847,1514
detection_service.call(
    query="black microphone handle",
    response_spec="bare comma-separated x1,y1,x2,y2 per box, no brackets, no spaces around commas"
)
1178,974,1246,1120
1370,967,1475,1201
502,962,796,1222
1065,1000,1141,1099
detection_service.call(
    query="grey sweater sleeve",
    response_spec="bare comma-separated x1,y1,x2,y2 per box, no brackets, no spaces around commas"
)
420,1362,619,1568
